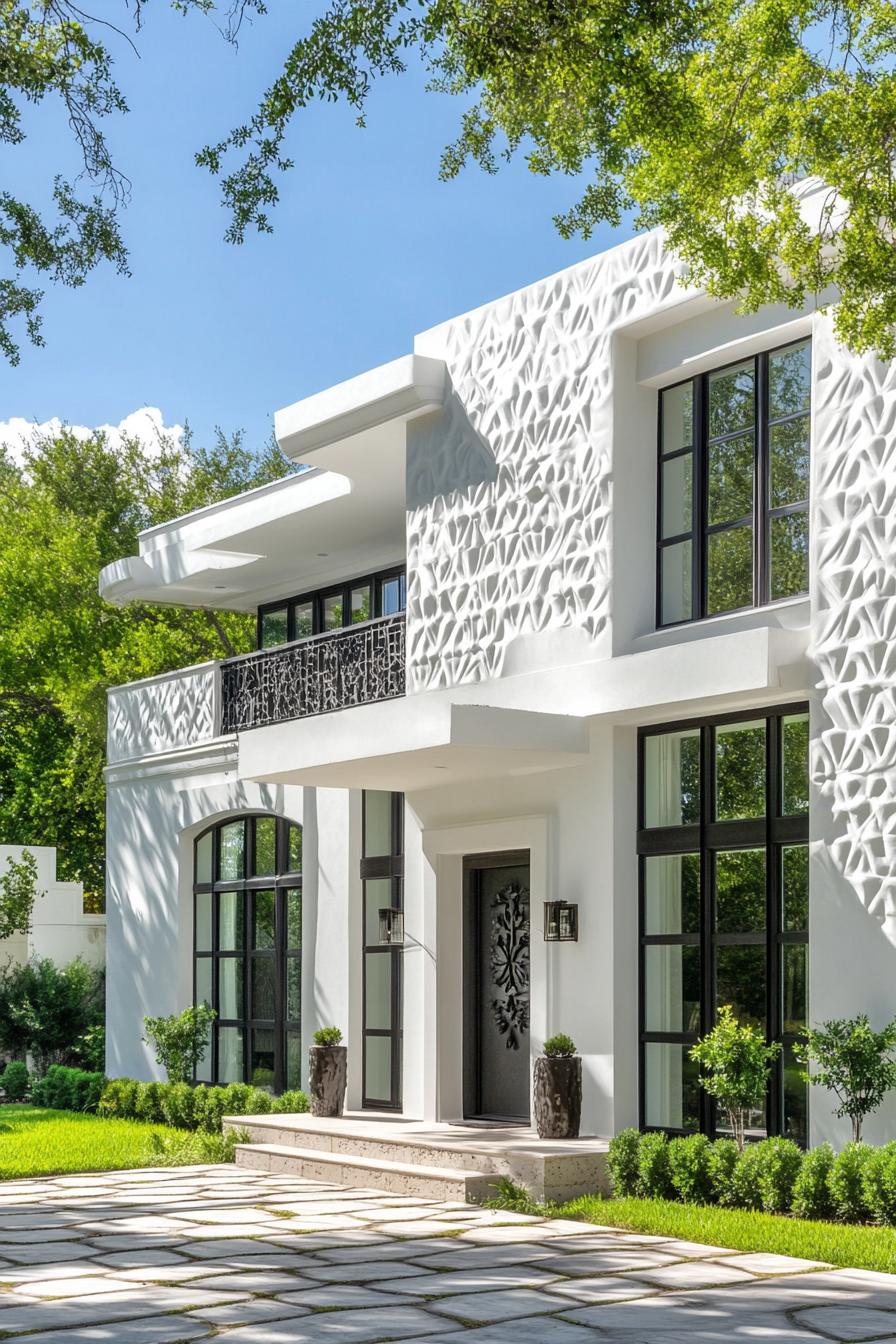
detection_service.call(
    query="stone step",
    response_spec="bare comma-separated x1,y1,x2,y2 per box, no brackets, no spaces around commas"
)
229,1118,510,1172
234,1143,499,1202
224,1116,609,1203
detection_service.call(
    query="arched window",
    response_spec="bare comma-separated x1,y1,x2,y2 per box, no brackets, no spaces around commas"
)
193,814,302,1092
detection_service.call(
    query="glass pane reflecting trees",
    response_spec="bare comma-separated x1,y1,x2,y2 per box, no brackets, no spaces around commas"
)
658,339,811,625
193,814,302,1093
639,706,810,1143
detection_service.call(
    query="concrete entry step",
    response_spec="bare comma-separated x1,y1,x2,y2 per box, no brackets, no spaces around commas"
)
233,1142,498,1202
225,1113,610,1204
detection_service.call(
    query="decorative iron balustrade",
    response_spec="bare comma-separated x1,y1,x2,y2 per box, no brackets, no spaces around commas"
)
220,613,406,733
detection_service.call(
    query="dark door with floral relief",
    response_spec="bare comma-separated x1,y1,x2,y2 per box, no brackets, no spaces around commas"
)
463,853,530,1122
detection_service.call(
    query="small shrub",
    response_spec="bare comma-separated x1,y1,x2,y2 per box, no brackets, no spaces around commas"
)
792,1142,836,1221
690,1006,781,1151
143,1005,216,1084
543,1033,577,1058
708,1137,740,1206
667,1134,713,1204
863,1142,896,1226
74,1023,105,1073
638,1131,673,1200
0,1060,30,1101
160,1081,197,1129
727,1142,765,1210
32,1064,105,1112
798,1016,896,1143
133,1081,165,1125
607,1128,641,1197
313,1027,343,1047
274,1089,309,1114
830,1142,874,1222
753,1137,803,1213
98,1077,139,1118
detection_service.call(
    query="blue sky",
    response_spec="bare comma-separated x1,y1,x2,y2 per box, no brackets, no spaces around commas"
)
2,3,633,451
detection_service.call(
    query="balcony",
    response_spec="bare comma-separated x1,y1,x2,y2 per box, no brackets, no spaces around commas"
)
221,612,406,734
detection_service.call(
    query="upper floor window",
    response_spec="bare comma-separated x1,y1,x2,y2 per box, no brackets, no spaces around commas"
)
257,566,406,650
657,339,811,627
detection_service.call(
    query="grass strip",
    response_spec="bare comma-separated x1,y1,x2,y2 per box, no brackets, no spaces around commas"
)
0,1104,203,1179
555,1195,896,1276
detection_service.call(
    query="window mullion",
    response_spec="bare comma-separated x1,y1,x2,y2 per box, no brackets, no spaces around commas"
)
700,722,714,1136
695,375,707,621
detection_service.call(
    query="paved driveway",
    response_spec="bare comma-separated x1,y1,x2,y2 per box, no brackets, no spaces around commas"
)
2,1163,896,1341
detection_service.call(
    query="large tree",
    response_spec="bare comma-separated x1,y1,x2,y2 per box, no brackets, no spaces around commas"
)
5,0,896,365
0,425,287,899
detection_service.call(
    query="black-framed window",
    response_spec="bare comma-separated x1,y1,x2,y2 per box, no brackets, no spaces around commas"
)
360,790,404,1110
194,814,303,1092
637,705,809,1143
258,567,406,650
658,339,811,627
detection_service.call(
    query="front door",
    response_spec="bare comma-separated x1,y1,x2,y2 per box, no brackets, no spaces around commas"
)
463,853,531,1122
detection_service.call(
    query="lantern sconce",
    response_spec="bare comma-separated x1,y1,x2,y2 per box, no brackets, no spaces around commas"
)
543,900,579,942
378,908,405,946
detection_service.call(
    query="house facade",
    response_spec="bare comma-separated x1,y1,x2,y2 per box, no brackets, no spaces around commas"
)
100,200,896,1148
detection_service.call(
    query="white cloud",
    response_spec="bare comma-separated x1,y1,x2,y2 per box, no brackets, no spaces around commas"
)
0,407,185,465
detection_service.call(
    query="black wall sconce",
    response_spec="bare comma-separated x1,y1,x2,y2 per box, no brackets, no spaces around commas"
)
378,908,405,945
543,900,579,942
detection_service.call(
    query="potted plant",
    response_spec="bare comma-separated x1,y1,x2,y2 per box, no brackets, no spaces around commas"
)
309,1027,347,1118
533,1033,582,1139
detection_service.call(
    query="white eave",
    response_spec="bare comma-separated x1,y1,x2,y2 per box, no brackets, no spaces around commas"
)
98,354,447,612
275,353,447,467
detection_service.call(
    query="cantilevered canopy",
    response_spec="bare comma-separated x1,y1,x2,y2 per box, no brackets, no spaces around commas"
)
99,354,447,611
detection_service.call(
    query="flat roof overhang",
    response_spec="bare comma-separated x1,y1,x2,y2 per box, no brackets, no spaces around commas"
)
237,700,590,792
99,354,447,612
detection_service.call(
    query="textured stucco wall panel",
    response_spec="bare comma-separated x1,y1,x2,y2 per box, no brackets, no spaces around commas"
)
408,233,682,692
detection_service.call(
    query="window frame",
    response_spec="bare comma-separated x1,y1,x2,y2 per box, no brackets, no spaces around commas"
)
360,791,404,1112
257,566,406,650
637,703,810,1141
656,339,811,628
193,813,302,1093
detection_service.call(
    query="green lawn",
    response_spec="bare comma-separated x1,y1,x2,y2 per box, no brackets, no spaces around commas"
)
556,1194,896,1276
0,1105,199,1179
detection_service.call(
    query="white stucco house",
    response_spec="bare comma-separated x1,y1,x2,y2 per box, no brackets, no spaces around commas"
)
99,189,896,1157
0,846,105,971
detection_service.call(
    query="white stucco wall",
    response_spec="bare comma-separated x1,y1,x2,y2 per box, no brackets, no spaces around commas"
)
0,845,104,971
104,748,351,1085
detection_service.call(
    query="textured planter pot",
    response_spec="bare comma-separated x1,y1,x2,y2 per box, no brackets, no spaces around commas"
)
533,1055,582,1139
309,1045,347,1118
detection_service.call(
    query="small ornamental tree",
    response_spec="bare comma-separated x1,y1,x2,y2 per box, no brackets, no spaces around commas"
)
796,1015,896,1143
143,1005,217,1085
0,850,43,941
690,1005,780,1151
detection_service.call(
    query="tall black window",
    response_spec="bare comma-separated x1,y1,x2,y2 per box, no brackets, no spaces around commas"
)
658,339,811,626
361,791,403,1110
258,567,406,650
193,815,303,1092
638,706,809,1143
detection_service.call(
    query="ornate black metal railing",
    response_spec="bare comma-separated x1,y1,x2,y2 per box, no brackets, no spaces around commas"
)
220,612,406,733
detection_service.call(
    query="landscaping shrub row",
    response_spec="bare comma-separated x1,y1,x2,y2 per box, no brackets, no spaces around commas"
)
31,1067,309,1133
98,1078,309,1132
609,1129,896,1226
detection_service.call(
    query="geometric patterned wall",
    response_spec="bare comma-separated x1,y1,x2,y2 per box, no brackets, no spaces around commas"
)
408,231,682,692
811,314,896,926
107,662,217,764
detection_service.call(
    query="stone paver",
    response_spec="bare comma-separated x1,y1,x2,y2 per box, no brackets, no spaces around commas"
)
0,1162,893,1342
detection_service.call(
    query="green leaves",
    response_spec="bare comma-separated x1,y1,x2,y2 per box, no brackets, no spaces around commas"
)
143,1004,218,1084
0,424,288,895
690,1004,781,1149
199,0,896,357
797,1015,896,1143
0,849,41,941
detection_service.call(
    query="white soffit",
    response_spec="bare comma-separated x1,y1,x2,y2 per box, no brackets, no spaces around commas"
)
275,353,447,468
